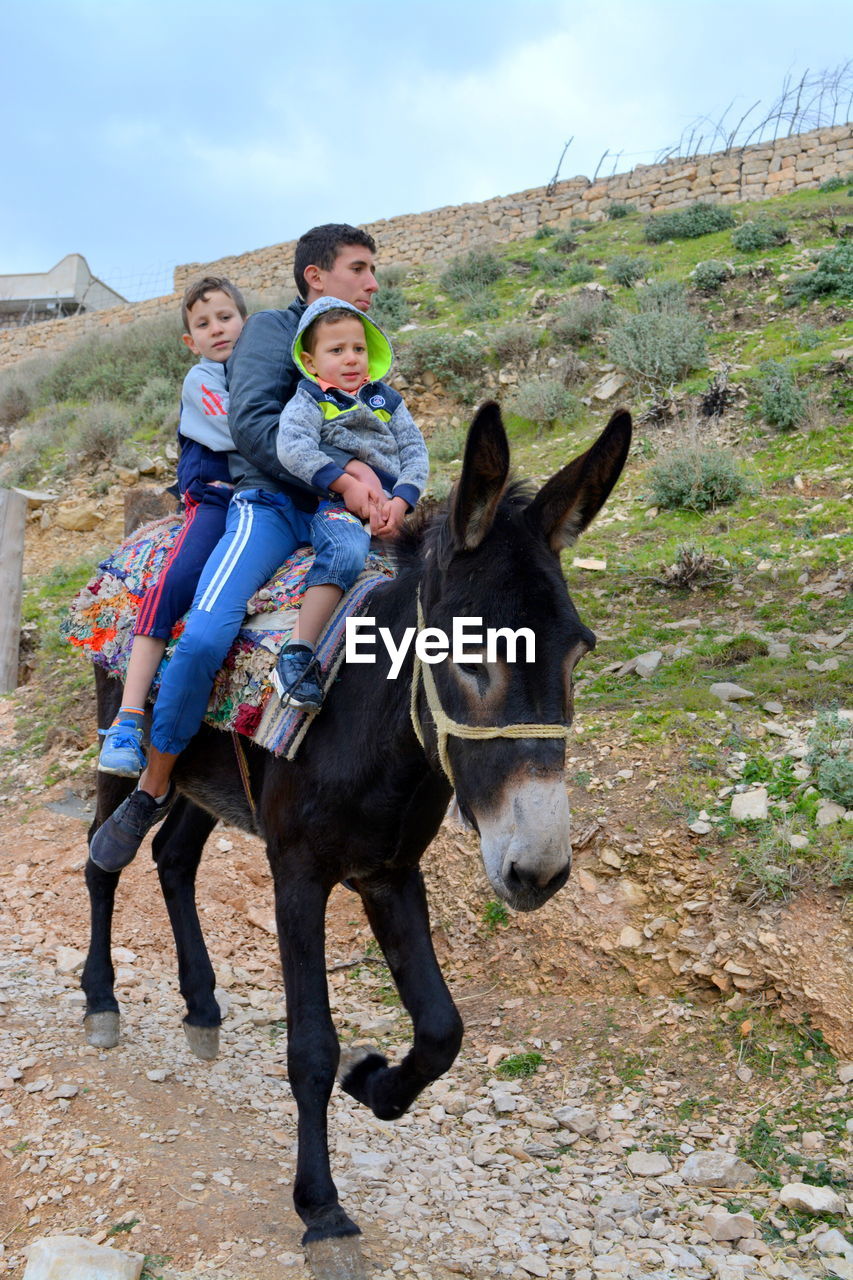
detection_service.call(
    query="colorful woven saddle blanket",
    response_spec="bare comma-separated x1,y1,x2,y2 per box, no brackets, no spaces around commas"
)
61,514,395,759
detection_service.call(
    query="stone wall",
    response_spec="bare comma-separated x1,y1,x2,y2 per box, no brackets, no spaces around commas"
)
1,123,850,372
174,123,852,296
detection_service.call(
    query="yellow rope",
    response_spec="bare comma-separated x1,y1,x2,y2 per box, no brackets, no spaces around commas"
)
409,592,569,788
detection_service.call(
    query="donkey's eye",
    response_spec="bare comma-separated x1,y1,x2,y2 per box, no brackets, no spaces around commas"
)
457,663,484,678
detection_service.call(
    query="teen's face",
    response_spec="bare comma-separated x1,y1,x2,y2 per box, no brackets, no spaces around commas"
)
182,290,245,362
305,245,378,311
302,317,369,391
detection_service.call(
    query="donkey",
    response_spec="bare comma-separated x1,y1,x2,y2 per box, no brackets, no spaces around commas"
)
81,403,631,1263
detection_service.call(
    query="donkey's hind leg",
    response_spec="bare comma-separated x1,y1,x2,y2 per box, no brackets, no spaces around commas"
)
152,797,221,1059
341,867,464,1120
81,771,136,1048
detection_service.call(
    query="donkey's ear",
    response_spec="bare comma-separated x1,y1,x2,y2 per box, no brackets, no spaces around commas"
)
527,409,631,551
449,401,510,551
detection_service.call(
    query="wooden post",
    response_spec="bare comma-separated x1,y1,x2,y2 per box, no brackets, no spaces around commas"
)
0,488,27,693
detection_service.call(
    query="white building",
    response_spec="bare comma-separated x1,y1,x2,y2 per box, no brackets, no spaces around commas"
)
0,254,126,327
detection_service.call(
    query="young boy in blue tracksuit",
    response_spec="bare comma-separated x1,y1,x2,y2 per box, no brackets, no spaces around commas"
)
90,224,381,873
96,276,246,776
271,296,428,710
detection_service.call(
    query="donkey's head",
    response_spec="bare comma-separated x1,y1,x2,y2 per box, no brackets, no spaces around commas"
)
418,402,631,911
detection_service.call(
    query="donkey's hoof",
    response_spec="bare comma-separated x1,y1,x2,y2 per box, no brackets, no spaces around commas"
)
84,1010,120,1049
304,1234,367,1280
183,1022,220,1060
337,1043,380,1084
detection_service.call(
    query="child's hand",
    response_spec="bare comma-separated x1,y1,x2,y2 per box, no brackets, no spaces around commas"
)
344,459,383,499
331,474,374,520
374,496,408,539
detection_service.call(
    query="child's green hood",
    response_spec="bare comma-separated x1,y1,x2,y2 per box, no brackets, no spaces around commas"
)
292,297,393,383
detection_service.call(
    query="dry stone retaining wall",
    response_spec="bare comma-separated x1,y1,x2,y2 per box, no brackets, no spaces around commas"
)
1,123,850,372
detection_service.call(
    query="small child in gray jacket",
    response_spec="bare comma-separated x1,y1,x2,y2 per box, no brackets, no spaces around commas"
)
272,296,428,712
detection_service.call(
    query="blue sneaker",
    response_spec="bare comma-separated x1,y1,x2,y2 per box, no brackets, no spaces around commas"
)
97,719,147,777
89,783,176,873
271,645,325,712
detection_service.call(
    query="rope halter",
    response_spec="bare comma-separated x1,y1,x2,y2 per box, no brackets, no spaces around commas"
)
409,591,571,790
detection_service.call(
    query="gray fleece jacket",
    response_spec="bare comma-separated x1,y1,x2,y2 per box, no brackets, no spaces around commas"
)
275,297,428,510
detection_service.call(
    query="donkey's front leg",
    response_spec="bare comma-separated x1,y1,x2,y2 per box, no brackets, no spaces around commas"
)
81,773,136,1047
273,868,359,1245
341,868,464,1120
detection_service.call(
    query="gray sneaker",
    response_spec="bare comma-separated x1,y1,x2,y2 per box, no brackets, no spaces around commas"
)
88,783,176,874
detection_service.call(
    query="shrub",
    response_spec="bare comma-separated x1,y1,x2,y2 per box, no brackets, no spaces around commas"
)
553,230,578,253
637,280,688,312
534,224,557,240
806,709,853,808
607,255,650,288
607,202,637,219
439,247,504,300
39,312,191,405
506,377,579,429
644,202,736,243
0,382,33,430
0,407,75,486
649,444,749,511
397,329,485,399
462,292,500,322
692,260,730,293
564,260,596,285
608,309,707,385
731,220,789,253
533,253,568,281
756,360,808,431
428,422,467,463
376,264,407,287
818,173,853,192
796,324,822,350
492,323,538,365
70,400,135,463
135,375,177,424
551,292,615,345
370,285,410,330
785,242,853,304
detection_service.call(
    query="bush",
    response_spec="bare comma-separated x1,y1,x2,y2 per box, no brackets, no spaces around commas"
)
608,309,707,385
371,285,410,330
607,255,650,288
731,220,789,253
377,264,407,287
818,173,853,192
0,407,75,486
39,312,191,405
534,224,557,240
607,202,637,220
136,375,177,423
439,248,504,301
533,253,568,281
0,382,33,429
649,444,750,511
806,709,853,808
70,400,135,463
397,329,485,399
785,242,853,304
564,260,596,285
551,292,615,345
492,323,538,365
692,260,730,293
637,280,688,312
462,292,500,322
506,378,579,429
428,422,467,463
756,360,809,432
553,230,578,253
644,202,736,243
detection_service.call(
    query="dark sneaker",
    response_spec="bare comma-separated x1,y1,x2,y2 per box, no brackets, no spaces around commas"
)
97,719,147,777
88,783,176,873
271,646,325,712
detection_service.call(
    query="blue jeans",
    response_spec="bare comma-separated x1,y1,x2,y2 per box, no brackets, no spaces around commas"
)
150,489,313,755
303,500,371,593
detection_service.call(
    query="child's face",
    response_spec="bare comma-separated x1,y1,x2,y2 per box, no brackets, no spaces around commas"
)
302,317,369,392
182,290,245,363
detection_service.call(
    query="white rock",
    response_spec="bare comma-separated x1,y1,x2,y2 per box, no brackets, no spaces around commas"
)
54,946,87,975
814,1228,852,1258
730,788,769,821
702,1209,758,1241
689,819,713,835
779,1182,845,1214
837,1062,853,1084
681,1151,756,1187
787,833,809,851
816,802,845,826
763,701,784,715
518,1255,550,1277
145,1068,170,1083
554,1105,598,1136
626,1151,671,1176
635,650,663,679
710,682,754,703
23,1235,144,1279
618,926,644,950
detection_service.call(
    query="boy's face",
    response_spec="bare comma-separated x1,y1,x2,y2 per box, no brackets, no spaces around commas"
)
182,289,245,363
303,244,378,311
301,316,369,392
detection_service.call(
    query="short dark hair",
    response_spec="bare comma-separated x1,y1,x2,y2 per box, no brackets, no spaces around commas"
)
181,276,247,331
300,307,364,356
293,224,377,298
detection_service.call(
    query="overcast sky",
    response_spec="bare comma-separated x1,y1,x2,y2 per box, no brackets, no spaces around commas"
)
3,0,851,300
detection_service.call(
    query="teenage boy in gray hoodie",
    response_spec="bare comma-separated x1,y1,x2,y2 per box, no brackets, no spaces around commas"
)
272,297,428,711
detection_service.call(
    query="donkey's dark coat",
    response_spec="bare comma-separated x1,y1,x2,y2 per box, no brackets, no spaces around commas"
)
82,404,631,1256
